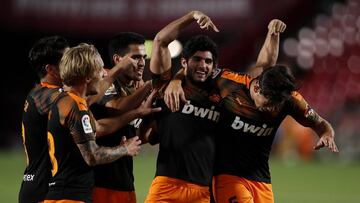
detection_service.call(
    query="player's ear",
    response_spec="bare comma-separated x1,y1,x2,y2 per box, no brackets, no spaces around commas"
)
45,64,54,73
181,58,187,69
45,64,59,77
113,54,122,65
254,80,261,93
85,77,92,84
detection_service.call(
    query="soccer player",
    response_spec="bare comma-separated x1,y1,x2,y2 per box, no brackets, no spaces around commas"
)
212,65,338,203
19,36,139,203
143,11,220,203
44,43,159,203
91,32,149,203
19,36,70,203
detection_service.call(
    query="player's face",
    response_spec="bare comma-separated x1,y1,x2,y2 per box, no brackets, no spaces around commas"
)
185,51,214,83
87,57,106,96
124,44,147,81
253,93,273,112
252,81,279,112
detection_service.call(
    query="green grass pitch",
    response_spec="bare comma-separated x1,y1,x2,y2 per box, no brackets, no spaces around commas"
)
1,150,359,203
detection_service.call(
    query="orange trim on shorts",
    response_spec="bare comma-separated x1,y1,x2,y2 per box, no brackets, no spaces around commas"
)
213,174,274,203
44,200,84,203
221,70,251,88
40,82,61,89
155,176,209,191
67,92,88,111
92,187,136,203
145,176,210,203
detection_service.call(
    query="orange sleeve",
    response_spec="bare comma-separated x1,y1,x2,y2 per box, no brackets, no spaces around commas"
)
61,93,96,144
288,91,319,127
220,69,252,88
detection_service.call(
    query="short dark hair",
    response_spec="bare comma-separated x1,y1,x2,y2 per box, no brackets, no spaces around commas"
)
182,35,218,66
28,36,69,79
108,32,145,66
257,65,298,105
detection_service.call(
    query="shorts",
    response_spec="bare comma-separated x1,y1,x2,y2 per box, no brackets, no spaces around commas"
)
213,174,274,203
145,176,210,203
92,187,136,203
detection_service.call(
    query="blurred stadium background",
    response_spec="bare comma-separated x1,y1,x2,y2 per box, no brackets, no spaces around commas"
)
1,0,359,202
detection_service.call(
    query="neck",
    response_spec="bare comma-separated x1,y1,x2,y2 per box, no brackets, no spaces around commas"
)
40,74,62,86
67,83,87,99
116,74,133,87
185,76,207,91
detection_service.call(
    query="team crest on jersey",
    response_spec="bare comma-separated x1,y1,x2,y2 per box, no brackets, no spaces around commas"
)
212,68,222,79
104,84,118,96
81,115,93,134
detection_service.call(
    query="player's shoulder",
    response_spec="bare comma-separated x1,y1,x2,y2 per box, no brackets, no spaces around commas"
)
214,67,251,85
67,92,88,111
56,92,88,113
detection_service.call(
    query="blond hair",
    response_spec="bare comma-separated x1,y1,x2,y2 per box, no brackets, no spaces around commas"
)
59,43,104,86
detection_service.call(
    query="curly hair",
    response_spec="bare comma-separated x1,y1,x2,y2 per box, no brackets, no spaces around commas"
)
182,35,218,66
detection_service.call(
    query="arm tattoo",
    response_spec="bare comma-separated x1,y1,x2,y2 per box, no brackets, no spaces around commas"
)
305,106,320,123
77,140,128,166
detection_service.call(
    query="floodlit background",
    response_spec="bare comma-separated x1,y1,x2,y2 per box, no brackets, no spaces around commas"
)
0,0,359,202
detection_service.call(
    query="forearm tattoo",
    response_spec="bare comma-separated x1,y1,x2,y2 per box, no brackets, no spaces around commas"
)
304,105,320,123
78,141,128,166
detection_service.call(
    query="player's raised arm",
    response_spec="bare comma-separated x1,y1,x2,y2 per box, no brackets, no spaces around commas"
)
248,19,286,78
152,11,218,111
150,10,219,75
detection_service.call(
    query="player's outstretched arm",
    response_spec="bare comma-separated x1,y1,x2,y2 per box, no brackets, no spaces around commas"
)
77,136,141,166
291,98,339,153
311,117,339,153
105,81,153,113
95,90,161,137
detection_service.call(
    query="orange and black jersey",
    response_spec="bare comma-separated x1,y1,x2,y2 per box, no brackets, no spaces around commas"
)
90,79,140,191
46,91,96,202
151,70,221,186
19,82,62,203
213,68,314,183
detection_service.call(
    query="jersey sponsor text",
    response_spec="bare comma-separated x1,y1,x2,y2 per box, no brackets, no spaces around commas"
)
181,101,220,122
231,116,274,136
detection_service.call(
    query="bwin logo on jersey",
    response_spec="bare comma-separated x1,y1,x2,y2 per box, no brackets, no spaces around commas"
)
181,102,220,122
231,116,274,136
